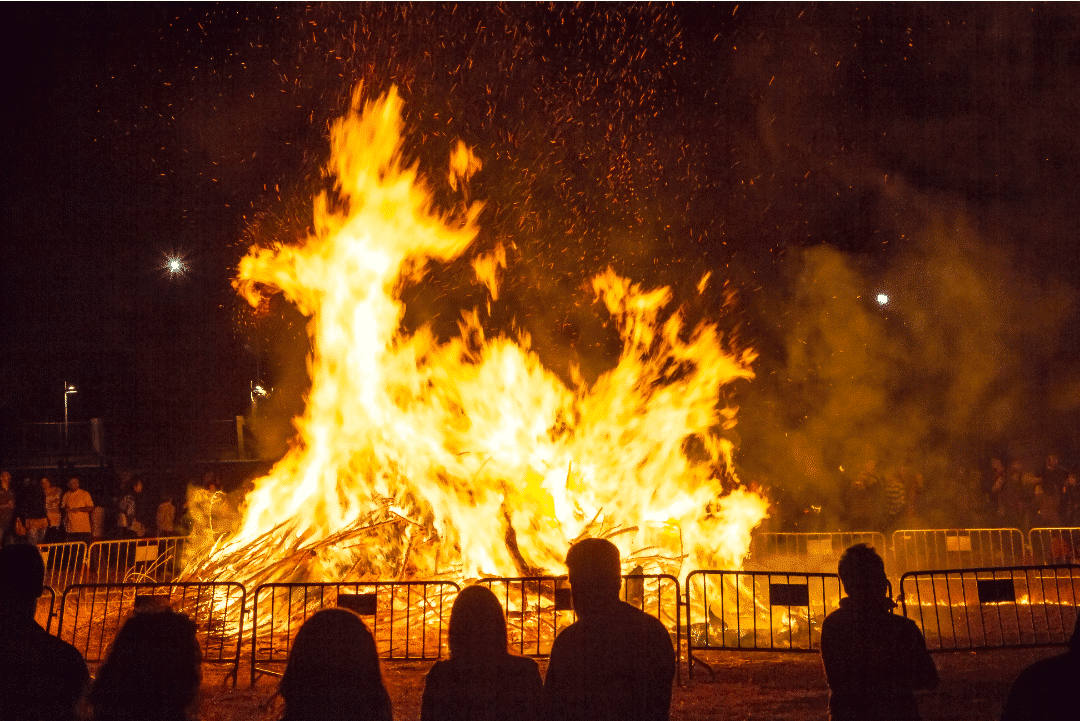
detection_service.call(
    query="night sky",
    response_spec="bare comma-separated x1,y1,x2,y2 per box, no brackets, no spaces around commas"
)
4,4,1080,498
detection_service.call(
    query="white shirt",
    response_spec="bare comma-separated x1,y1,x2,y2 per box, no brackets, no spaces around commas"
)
62,488,93,534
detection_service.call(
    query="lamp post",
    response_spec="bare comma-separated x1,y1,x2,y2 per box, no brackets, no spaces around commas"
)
63,382,77,449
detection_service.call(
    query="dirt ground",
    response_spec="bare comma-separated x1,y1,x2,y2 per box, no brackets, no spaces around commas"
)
195,646,1060,721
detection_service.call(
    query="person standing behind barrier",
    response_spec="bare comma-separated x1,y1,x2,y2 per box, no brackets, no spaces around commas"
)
1000,614,1079,720
544,538,676,721
117,479,148,539
421,585,544,721
156,494,176,536
19,476,49,546
0,472,15,546
42,477,63,543
0,543,90,721
821,544,938,721
278,607,393,721
88,609,202,721
62,476,94,546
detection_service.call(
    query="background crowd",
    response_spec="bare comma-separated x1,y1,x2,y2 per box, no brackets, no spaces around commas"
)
0,466,246,549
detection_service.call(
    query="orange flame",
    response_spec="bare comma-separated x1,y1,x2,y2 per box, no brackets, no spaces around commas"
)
217,86,765,583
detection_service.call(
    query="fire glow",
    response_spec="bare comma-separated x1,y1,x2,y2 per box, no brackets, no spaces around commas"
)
190,87,766,585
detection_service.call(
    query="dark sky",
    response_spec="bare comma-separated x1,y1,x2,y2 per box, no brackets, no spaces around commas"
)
3,3,1080,475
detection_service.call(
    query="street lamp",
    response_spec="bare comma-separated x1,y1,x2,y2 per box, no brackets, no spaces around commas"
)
63,382,77,448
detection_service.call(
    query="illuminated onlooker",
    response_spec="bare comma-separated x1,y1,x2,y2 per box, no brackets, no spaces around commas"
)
421,585,544,721
88,609,202,721
279,608,393,721
821,544,937,721
544,538,676,721
0,544,89,721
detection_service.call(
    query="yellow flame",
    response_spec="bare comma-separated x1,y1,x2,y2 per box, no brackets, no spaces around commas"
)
218,86,766,583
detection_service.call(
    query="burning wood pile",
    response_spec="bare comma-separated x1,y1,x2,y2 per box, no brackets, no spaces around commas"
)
178,86,766,595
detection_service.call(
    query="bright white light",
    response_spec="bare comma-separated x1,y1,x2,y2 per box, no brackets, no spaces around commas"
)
167,257,186,274
876,294,889,306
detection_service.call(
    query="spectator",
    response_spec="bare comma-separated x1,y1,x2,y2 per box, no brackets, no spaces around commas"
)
1041,453,1068,514
88,609,202,721
117,479,148,538
156,495,176,536
278,607,393,721
882,469,907,530
42,477,63,543
0,543,89,721
1000,614,1079,720
821,544,938,721
421,585,544,721
993,460,1027,530
544,538,676,721
62,476,94,546
0,471,15,546
20,476,49,546
1062,473,1080,527
845,460,881,531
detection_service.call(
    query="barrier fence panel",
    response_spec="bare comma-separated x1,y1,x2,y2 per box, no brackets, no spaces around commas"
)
87,537,186,583
57,582,246,686
899,565,1080,652
250,581,460,686
38,541,89,591
36,585,55,633
748,532,888,574
1028,528,1080,565
685,570,843,679
474,574,681,668
891,529,1026,576
475,576,573,658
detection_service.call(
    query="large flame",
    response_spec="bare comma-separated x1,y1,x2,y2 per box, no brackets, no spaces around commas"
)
205,87,765,584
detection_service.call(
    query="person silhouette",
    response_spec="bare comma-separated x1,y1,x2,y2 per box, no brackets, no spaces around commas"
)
0,543,89,721
543,538,676,721
821,543,938,721
88,608,202,721
421,584,544,721
1000,614,1080,720
279,607,393,721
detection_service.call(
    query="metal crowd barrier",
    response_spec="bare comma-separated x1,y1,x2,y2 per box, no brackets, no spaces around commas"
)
87,537,186,583
36,585,55,633
250,580,460,686
475,576,574,658
748,532,888,574
685,570,843,679
898,565,1080,652
1028,528,1080,565
38,541,89,591
891,528,1026,576
57,582,246,686
474,574,681,673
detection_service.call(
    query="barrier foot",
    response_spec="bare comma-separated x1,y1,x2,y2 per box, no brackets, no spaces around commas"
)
689,652,715,683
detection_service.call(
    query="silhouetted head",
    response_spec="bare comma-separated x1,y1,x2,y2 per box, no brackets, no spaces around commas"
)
1070,614,1080,655
837,544,889,603
279,608,392,721
566,538,622,617
0,543,45,617
89,610,202,721
449,585,508,661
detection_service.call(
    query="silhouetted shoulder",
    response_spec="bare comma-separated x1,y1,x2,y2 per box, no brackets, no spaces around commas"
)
545,601,675,721
0,616,89,721
422,654,543,721
1000,651,1080,721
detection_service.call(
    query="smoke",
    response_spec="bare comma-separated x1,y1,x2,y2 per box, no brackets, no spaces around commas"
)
736,183,1076,524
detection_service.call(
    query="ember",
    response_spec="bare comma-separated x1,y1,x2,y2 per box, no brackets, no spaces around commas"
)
184,86,766,587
